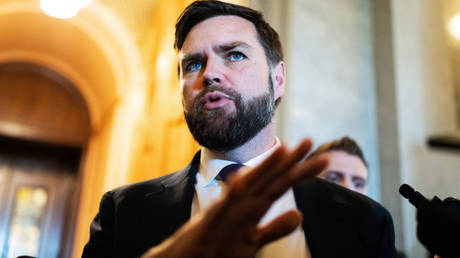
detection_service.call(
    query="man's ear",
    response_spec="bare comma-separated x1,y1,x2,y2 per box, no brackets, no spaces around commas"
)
272,61,286,100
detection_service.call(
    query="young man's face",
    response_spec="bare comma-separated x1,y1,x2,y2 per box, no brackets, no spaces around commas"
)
178,15,285,151
318,151,368,195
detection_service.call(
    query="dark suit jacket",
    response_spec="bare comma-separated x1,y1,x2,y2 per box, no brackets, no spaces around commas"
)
82,152,397,258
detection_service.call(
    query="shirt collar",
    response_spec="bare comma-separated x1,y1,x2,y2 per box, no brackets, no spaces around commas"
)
197,137,281,187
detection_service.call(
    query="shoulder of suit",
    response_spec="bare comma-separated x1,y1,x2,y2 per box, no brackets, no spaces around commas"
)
106,168,190,201
102,152,200,203
297,178,391,217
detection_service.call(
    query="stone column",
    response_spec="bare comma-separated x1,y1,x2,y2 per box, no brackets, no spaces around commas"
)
390,0,460,256
274,0,381,200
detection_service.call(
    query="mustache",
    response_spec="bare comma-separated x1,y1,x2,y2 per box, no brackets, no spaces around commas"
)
194,86,241,107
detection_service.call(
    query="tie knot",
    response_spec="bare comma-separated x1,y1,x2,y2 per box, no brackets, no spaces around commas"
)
216,163,246,182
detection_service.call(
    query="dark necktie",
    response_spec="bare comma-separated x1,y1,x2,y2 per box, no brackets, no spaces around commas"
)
216,163,246,182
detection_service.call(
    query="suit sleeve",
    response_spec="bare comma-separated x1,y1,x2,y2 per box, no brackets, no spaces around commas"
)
376,208,397,258
82,192,116,258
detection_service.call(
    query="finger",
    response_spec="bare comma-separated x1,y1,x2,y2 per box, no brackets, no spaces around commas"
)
242,144,288,184
255,210,303,247
250,139,313,194
226,166,249,186
206,166,261,224
262,153,329,202
288,153,329,184
218,140,315,226
226,145,288,196
223,140,314,224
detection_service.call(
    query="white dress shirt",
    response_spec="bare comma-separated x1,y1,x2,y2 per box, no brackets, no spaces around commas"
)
191,137,311,258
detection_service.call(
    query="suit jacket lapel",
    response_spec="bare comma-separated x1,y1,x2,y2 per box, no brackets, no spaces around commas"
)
139,155,365,256
140,152,200,246
294,178,364,258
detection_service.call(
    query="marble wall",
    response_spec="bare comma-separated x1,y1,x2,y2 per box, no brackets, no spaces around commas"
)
252,0,460,256
255,0,381,200
444,0,460,126
390,0,460,256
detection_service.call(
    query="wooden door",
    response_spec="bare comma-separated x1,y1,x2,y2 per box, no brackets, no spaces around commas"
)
0,137,79,258
0,62,89,257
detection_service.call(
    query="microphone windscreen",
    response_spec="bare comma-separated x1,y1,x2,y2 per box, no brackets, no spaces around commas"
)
399,183,429,208
399,184,415,200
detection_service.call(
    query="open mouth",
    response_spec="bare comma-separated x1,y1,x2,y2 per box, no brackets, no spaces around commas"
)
202,91,232,109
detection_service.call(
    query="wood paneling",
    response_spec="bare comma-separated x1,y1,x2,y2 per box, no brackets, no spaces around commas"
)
0,63,90,147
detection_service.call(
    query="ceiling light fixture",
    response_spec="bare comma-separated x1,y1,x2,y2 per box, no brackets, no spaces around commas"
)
40,0,92,19
449,13,460,40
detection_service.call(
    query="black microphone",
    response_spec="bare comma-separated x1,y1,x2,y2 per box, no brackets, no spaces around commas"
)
399,183,429,208
399,184,460,257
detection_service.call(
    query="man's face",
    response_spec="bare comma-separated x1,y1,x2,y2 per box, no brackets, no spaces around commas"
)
318,151,368,195
178,15,284,151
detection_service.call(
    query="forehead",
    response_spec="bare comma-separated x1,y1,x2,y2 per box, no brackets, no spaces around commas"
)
325,151,368,179
179,15,260,55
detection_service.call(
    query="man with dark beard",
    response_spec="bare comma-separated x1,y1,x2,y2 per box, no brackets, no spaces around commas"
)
82,1,397,258
184,83,275,152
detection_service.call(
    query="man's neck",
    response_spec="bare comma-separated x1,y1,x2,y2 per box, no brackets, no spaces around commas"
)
203,124,277,163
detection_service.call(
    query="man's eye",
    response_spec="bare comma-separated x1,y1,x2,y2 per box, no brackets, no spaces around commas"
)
327,175,341,184
186,62,202,72
353,178,366,189
324,172,342,184
229,52,245,61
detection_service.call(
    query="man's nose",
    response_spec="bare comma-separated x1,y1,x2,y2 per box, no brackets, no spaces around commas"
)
203,56,223,86
342,178,353,191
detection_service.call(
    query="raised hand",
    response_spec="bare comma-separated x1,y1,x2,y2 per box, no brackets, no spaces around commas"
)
142,139,329,258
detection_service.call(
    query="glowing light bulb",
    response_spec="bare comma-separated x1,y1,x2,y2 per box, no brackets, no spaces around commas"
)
449,13,460,40
40,0,92,19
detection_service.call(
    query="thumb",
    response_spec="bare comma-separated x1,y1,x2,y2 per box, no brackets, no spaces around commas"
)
255,210,302,247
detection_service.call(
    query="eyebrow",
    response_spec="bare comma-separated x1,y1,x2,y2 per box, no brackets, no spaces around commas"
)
180,41,251,63
215,41,251,52
351,176,366,182
180,52,204,68
178,41,252,74
325,170,344,178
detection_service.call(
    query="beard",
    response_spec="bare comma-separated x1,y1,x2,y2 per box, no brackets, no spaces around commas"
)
184,80,276,152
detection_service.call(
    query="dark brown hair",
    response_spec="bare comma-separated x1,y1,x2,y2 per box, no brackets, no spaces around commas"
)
306,136,368,167
174,0,283,67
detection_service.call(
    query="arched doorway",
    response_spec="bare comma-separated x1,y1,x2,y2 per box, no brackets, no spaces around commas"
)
0,62,90,257
0,1,148,256
0,1,204,256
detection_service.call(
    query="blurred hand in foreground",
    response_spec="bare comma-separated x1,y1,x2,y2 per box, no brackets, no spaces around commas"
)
142,139,328,258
